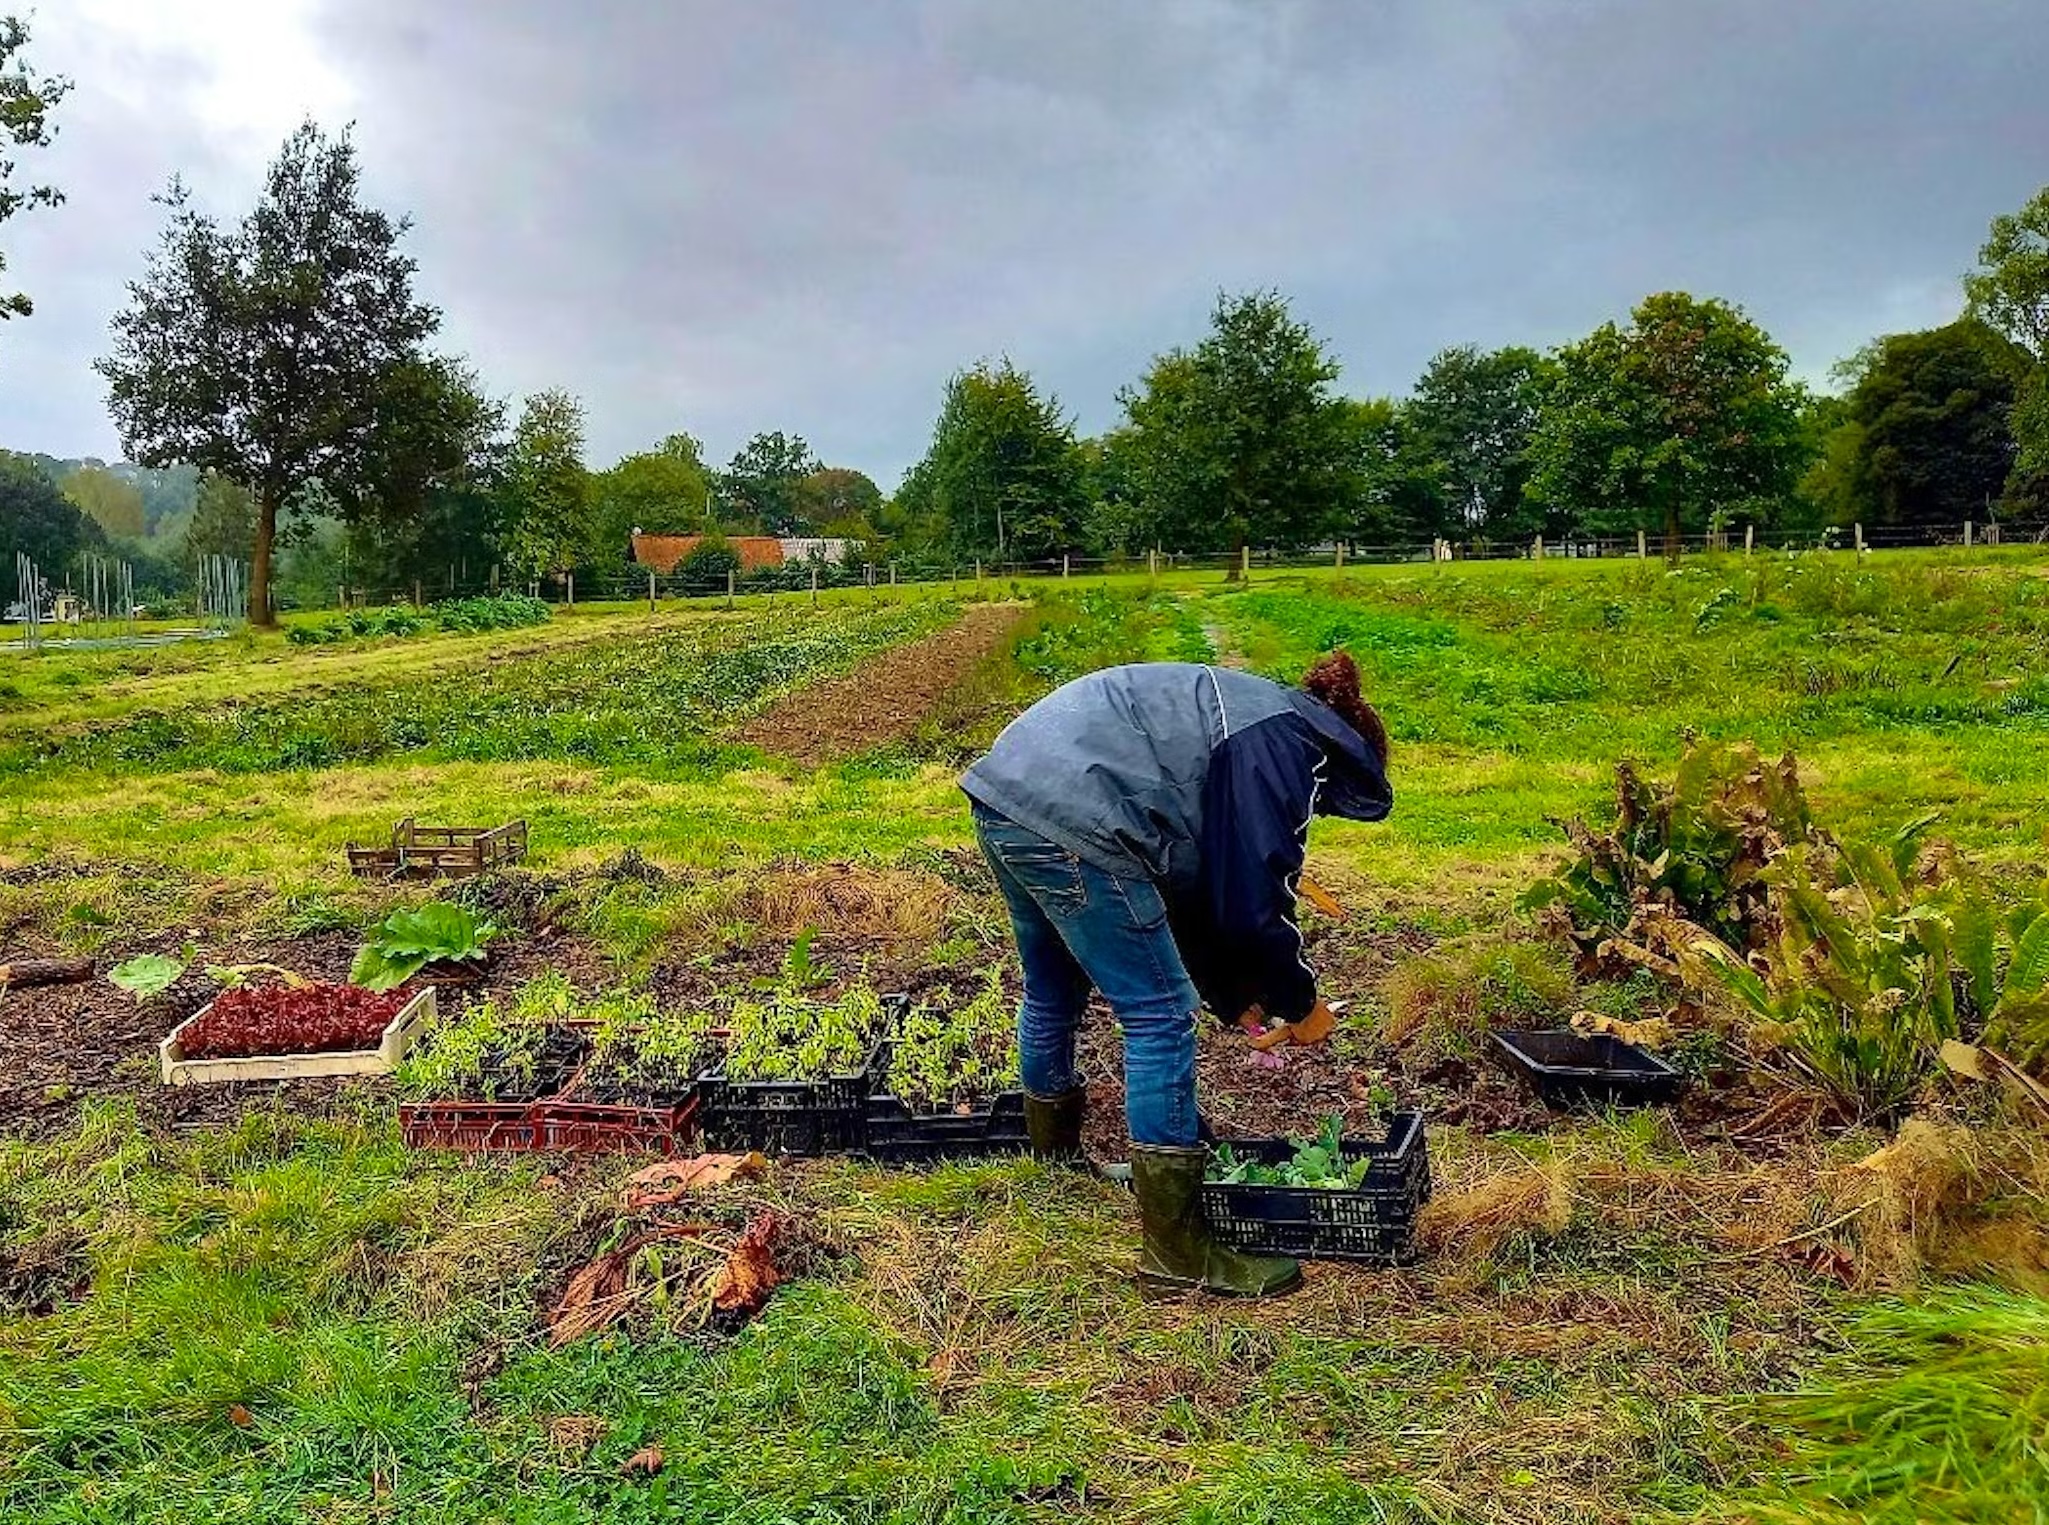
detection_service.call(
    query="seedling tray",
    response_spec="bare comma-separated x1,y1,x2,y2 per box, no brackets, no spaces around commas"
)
1489,1029,1684,1107
1204,1112,1431,1266
863,1087,1031,1165
346,817,528,880
694,994,906,1158
160,986,436,1086
696,1042,882,1157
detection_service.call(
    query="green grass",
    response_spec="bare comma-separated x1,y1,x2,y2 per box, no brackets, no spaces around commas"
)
2,550,2046,1522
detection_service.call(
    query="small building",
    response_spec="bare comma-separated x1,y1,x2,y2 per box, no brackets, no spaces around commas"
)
629,532,787,575
51,592,84,624
779,538,852,565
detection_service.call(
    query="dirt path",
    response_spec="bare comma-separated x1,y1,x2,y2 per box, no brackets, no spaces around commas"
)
736,602,1026,767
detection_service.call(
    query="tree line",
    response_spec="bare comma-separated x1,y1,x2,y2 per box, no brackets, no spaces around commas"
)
3,73,2046,622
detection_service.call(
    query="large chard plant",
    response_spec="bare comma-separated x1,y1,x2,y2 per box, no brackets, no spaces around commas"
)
351,902,499,991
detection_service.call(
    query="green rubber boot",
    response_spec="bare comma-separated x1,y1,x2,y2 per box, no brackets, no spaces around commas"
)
1023,1086,1086,1163
1130,1143,1302,1299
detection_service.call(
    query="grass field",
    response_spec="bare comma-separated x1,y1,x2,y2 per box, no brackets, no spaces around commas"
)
2,549,2045,1523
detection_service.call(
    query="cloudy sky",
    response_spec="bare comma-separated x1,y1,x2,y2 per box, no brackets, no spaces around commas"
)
3,0,2045,487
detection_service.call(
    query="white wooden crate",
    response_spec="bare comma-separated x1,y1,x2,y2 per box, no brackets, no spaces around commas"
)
159,986,436,1086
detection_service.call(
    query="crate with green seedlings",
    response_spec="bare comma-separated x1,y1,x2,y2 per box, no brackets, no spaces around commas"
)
865,968,1030,1165
1198,1113,1432,1266
698,983,895,1157
396,987,589,1104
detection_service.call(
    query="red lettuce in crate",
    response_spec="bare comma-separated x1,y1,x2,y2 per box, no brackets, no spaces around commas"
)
178,985,407,1060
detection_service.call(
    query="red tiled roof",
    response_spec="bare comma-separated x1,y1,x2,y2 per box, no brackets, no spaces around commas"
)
630,534,786,574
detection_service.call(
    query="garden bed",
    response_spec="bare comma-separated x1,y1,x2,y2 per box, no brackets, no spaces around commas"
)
159,985,436,1086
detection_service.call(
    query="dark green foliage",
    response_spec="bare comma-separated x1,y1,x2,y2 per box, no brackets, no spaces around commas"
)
1209,1118,1372,1189
0,449,100,573
718,430,819,535
675,534,741,594
1527,291,1811,544
1405,343,1556,541
350,902,498,991
896,359,1087,561
1522,738,1818,964
0,15,69,322
285,593,550,646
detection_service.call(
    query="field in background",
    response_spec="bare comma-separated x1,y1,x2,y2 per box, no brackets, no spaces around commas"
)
1,547,2045,1523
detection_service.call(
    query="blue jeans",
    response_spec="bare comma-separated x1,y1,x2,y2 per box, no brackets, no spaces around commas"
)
972,802,1199,1146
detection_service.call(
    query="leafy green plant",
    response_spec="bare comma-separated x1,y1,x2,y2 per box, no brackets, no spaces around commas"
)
1522,737,1819,968
395,994,527,1099
1208,1117,1373,1189
721,984,884,1083
761,927,833,992
885,967,1018,1110
350,901,499,992
107,951,190,1001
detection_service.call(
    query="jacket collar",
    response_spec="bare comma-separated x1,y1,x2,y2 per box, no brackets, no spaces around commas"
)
1284,692,1394,823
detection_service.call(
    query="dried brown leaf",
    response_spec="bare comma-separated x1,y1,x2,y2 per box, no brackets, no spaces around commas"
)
226,1403,254,1429
621,1444,664,1478
623,1151,769,1208
710,1210,781,1314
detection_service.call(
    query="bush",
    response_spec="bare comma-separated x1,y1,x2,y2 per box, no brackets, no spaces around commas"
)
1522,737,1819,970
285,593,550,646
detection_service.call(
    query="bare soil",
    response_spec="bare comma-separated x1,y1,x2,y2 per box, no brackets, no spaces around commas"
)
736,602,1025,767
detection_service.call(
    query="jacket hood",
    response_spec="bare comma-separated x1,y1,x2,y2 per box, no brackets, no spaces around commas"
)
1284,691,1394,823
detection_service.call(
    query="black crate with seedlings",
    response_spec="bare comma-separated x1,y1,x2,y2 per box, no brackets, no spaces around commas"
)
864,968,1030,1164
696,984,894,1157
1202,1113,1432,1266
347,818,528,881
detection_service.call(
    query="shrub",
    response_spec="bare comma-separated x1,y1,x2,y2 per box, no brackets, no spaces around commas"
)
1522,736,1819,969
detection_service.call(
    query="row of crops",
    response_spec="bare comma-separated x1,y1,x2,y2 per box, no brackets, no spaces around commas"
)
6,601,958,775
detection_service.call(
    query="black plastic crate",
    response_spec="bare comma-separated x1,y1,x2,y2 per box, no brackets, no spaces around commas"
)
1203,1112,1431,1266
863,1087,1032,1165
694,1040,883,1157
1489,1029,1684,1107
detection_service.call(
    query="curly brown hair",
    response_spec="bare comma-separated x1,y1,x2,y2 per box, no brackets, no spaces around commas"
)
1300,650,1388,764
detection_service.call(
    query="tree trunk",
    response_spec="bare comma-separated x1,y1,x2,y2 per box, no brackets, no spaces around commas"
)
250,489,280,628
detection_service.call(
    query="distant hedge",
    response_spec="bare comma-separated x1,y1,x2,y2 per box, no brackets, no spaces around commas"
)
287,592,552,645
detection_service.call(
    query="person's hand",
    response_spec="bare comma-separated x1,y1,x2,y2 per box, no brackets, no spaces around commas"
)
1234,1003,1266,1036
1247,998,1339,1051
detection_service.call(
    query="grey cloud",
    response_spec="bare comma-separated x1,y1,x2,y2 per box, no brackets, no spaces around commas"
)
4,0,2045,486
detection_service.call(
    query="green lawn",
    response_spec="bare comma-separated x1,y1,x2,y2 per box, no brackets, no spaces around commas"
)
2,549,2044,1523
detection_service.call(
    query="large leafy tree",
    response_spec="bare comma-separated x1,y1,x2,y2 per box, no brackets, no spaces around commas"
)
1406,344,1555,539
594,433,712,559
60,465,146,539
1345,399,1443,546
793,466,882,536
719,431,818,535
503,389,592,581
96,122,443,625
897,359,1087,560
1527,292,1809,545
1118,291,1358,555
350,356,507,591
1966,185,2049,480
179,472,256,580
1834,318,2032,527
1,16,70,325
2,449,98,575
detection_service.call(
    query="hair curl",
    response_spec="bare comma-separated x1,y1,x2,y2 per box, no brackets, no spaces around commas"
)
1300,650,1388,764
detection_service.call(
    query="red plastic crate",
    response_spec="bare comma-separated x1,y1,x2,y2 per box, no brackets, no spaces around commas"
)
532,1097,700,1155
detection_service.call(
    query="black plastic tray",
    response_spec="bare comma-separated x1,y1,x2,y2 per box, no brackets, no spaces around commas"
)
1489,1029,1684,1107
863,1088,1032,1165
695,1042,879,1156
1203,1112,1431,1266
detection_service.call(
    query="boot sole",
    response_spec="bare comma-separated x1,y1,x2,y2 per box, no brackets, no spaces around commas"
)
1136,1266,1305,1301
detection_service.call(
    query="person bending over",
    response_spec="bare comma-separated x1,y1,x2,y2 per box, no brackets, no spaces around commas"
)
960,650,1391,1297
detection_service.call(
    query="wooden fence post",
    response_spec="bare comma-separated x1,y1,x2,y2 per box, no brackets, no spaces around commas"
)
1148,547,1158,581
648,568,656,612
811,563,819,608
726,569,735,609
1533,535,1544,561
1240,545,1251,580
1965,520,1974,548
1637,529,1646,559
890,562,899,598
1744,524,1754,557
1855,522,1865,556
1335,543,1345,569
1062,553,1070,579
566,571,575,607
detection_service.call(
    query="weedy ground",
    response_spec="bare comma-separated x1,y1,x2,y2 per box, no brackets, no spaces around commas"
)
2,549,2046,1524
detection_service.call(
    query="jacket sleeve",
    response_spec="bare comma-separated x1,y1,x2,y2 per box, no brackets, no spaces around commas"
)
1200,715,1322,1025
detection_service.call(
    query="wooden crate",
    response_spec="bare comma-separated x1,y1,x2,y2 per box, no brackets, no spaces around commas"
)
346,818,528,880
159,987,437,1086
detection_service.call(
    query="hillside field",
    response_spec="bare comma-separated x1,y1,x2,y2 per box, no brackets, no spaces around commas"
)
2,550,2046,1525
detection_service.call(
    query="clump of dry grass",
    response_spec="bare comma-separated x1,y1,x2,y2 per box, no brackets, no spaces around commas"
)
1416,1159,1575,1261
1380,935,1575,1055
707,862,960,945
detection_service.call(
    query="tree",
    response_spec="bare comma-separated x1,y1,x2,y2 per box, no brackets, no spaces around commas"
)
351,355,507,591
793,466,882,535
1833,318,2032,528
60,465,146,538
1,450,97,574
96,121,440,625
897,359,1087,561
719,431,818,535
1118,291,1359,556
593,433,712,560
1966,185,2049,478
179,472,255,579
1345,399,1443,546
503,389,591,582
0,16,71,324
1526,292,1809,546
1406,344,1554,539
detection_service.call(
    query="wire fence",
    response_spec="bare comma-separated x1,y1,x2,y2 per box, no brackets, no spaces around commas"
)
313,515,2049,612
